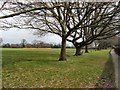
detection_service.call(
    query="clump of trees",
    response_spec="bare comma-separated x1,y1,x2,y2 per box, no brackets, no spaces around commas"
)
0,1,120,61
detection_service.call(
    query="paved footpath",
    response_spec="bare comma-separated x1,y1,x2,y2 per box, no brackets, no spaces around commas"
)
111,49,120,89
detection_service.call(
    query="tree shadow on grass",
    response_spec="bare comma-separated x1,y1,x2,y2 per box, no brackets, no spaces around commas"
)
95,52,116,88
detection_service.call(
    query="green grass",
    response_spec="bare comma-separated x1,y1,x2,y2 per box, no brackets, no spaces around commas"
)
2,48,111,88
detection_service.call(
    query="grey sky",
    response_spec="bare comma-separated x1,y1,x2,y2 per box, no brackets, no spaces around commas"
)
0,29,72,46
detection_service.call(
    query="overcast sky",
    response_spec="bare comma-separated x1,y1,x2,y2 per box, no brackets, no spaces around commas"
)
0,29,72,46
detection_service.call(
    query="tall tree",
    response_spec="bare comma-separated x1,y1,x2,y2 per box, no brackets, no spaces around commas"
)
0,1,94,60
67,2,120,55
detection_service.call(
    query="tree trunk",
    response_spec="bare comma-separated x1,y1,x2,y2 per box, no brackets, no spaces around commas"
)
59,37,67,61
74,46,82,56
85,45,89,53
59,21,67,61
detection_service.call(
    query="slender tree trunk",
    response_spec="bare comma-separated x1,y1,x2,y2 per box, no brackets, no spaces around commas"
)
74,46,82,56
59,37,67,61
85,45,89,53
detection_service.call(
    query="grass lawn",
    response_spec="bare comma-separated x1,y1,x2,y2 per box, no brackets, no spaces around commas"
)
2,48,113,88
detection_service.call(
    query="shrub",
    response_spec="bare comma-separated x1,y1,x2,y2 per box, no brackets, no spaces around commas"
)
114,46,120,56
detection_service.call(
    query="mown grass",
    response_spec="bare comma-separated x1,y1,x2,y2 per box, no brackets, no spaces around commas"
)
2,48,111,88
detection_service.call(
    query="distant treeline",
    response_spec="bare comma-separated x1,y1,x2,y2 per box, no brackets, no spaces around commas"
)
1,37,120,49
2,42,73,48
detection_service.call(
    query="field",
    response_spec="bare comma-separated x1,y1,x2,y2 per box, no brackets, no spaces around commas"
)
2,48,114,88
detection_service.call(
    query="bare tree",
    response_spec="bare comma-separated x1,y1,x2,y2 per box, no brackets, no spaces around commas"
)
0,1,91,60
0,1,69,61
67,2,120,55
21,39,27,48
